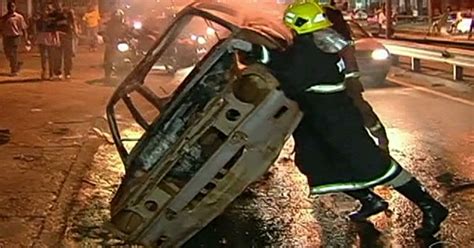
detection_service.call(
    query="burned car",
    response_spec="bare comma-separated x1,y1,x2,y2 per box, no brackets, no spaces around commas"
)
105,2,302,247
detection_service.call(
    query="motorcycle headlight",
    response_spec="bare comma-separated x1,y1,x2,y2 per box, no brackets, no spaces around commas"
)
371,48,389,60
117,42,130,52
206,27,216,35
197,36,207,45
133,21,143,30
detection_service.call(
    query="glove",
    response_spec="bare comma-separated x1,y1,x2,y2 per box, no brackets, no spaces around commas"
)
228,38,253,52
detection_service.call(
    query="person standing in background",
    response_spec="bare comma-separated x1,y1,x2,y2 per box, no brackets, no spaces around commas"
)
83,4,101,51
35,3,59,80
0,2,30,76
50,1,76,80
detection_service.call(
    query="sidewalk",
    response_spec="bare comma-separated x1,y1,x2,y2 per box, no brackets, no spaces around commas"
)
394,22,474,44
0,49,115,246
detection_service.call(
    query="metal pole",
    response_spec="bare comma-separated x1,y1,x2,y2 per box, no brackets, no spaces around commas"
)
416,0,423,18
386,0,393,38
428,0,433,25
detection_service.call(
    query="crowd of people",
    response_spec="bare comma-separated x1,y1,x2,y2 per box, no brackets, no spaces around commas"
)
0,1,103,80
0,1,76,79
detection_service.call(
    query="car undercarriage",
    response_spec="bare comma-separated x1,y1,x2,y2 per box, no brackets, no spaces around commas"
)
105,2,301,247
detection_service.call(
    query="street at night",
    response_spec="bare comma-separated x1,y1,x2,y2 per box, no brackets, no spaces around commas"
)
1,0,474,247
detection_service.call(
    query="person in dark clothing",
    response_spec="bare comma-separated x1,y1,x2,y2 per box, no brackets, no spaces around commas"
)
322,0,392,220
234,1,448,237
323,2,351,40
101,9,129,83
0,2,30,76
50,1,76,80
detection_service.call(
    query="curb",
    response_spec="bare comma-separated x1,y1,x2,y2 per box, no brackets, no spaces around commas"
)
387,75,474,107
32,116,109,246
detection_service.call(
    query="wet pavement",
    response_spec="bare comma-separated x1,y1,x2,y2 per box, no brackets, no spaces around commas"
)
62,81,474,247
0,49,114,247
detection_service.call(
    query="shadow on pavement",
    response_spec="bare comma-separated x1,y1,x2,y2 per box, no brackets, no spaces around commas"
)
353,221,384,248
0,72,41,84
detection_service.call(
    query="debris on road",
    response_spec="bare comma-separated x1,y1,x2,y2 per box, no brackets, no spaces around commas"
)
0,129,10,145
30,108,43,112
51,127,71,135
13,153,41,162
91,127,114,144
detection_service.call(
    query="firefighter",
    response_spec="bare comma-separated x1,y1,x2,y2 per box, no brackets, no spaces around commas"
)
232,1,448,237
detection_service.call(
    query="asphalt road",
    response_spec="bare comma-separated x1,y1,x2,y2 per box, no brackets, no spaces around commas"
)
355,82,474,247
59,70,474,247
184,81,474,248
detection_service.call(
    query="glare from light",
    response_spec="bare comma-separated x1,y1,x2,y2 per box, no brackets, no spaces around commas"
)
133,21,143,30
371,48,389,60
190,34,197,41
206,27,216,35
197,36,207,45
456,18,472,33
117,42,130,52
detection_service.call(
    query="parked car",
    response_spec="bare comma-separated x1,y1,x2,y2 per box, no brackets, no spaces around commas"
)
105,2,301,247
348,20,392,87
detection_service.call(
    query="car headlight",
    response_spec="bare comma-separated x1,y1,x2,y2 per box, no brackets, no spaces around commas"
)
117,42,130,52
371,48,389,60
133,21,143,30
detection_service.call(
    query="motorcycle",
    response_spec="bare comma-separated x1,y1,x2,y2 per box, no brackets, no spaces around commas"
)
109,23,158,80
152,34,208,74
112,36,140,78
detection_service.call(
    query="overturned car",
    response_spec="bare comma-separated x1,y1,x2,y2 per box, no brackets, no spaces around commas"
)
105,2,302,247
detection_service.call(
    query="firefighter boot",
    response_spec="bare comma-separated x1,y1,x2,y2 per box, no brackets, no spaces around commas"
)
346,189,389,222
394,178,448,237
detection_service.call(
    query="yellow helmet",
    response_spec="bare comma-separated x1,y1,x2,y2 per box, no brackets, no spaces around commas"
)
283,2,333,35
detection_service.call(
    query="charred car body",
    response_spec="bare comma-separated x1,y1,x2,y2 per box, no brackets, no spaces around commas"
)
106,2,301,247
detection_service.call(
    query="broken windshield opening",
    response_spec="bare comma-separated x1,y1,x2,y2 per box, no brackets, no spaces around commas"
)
108,12,233,163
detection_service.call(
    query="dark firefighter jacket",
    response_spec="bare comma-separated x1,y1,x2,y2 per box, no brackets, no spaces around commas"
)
324,6,389,142
262,34,346,99
253,34,394,190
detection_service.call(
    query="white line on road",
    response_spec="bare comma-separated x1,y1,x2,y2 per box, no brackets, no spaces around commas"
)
387,76,474,107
